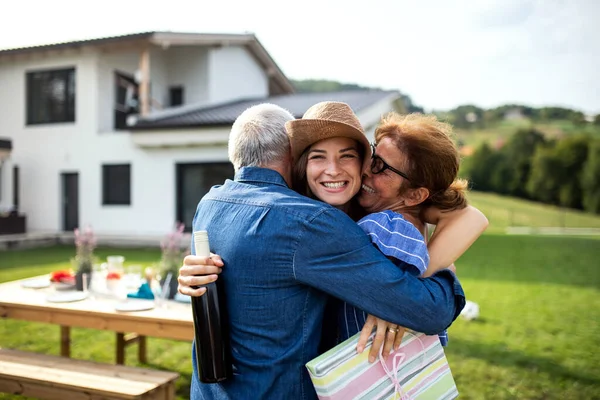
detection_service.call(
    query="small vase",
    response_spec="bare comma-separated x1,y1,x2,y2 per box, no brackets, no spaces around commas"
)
75,269,91,291
160,275,179,299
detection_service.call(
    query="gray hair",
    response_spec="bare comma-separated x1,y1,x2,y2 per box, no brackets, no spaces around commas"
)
228,103,294,171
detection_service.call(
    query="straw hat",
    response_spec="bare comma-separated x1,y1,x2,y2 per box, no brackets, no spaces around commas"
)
285,101,371,170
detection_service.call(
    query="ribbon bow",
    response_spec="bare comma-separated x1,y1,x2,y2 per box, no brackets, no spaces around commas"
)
375,332,426,400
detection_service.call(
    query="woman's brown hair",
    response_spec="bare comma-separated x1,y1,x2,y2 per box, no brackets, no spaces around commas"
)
375,113,468,211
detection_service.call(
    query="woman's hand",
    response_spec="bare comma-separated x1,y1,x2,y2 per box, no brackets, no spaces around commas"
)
177,254,224,297
357,314,405,363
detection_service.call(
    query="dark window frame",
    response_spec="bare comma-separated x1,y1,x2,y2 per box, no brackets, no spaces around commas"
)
26,67,76,125
102,164,131,206
114,70,139,130
13,166,19,210
169,86,184,107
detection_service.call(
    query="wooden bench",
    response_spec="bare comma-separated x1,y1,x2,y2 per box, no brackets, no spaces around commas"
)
0,348,179,400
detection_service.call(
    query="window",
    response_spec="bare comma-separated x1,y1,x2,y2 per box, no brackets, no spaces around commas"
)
176,163,234,231
102,164,131,205
169,86,184,107
114,71,139,130
26,68,75,125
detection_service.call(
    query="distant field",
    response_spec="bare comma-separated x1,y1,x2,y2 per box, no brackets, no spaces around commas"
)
467,191,600,234
455,119,600,151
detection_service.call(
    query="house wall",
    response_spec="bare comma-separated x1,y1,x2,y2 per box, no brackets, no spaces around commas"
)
208,46,268,104
0,158,13,211
165,46,210,107
0,50,99,233
0,48,232,237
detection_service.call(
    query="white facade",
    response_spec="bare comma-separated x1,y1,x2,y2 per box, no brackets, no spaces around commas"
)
0,41,269,237
0,34,399,242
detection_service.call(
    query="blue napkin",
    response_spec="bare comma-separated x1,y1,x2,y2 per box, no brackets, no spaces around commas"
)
127,282,155,299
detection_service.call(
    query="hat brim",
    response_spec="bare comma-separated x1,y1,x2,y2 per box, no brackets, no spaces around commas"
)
286,119,372,171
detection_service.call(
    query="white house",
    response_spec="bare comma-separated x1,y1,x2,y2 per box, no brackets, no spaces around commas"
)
0,31,402,243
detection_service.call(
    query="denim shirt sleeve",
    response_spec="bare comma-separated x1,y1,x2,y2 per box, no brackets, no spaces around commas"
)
293,208,465,335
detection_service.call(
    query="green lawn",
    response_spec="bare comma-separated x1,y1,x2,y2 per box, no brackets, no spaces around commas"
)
467,191,600,234
1,235,599,399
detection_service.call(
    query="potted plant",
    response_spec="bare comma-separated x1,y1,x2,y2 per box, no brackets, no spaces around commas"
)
73,225,97,291
159,222,186,299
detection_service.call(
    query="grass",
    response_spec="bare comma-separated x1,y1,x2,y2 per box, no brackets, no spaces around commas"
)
1,233,600,399
466,191,600,234
449,234,600,399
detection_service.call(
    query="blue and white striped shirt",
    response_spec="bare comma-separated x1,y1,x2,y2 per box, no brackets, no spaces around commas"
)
338,210,448,346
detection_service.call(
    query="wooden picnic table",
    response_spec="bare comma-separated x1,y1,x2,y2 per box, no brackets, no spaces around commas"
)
0,276,195,364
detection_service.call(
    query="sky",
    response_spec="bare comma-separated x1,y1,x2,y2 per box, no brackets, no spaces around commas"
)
1,0,598,114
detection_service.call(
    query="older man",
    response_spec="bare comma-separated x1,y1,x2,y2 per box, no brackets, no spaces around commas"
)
180,103,468,400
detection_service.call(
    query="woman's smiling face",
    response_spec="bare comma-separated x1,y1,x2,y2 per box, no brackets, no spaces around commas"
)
306,137,363,208
358,136,410,213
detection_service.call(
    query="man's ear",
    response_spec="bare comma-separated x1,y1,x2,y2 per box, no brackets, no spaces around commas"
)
404,187,430,207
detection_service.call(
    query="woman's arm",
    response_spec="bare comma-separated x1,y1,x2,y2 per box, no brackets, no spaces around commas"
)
420,205,488,276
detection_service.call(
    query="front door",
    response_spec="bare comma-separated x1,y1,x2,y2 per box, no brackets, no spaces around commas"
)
61,173,79,231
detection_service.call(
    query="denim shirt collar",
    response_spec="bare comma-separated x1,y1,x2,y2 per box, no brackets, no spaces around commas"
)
235,167,289,188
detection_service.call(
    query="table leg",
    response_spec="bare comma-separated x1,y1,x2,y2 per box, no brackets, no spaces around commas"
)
116,332,125,365
60,326,70,358
138,335,147,364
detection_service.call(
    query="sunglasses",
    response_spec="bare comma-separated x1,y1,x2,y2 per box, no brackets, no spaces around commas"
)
370,143,411,181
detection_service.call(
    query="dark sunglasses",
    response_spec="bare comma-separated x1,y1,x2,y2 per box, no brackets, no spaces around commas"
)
370,143,411,181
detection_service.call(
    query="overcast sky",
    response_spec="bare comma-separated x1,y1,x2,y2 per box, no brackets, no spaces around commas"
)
1,0,598,114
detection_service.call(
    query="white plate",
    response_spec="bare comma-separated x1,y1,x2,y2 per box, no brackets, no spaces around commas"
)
46,291,88,303
21,278,51,289
115,300,155,312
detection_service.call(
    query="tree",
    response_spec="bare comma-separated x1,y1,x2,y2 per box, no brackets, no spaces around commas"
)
553,135,590,209
527,146,563,204
461,143,504,192
501,128,546,198
290,79,377,93
447,105,485,129
594,114,600,126
581,139,600,213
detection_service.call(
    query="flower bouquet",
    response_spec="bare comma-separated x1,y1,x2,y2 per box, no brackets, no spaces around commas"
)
72,225,97,291
158,222,187,299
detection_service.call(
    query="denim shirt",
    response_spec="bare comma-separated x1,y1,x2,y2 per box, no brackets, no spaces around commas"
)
190,167,465,400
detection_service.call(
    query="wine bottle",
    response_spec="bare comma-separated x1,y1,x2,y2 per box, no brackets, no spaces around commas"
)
192,230,233,383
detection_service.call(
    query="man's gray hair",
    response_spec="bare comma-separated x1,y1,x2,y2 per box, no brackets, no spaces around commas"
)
228,103,294,171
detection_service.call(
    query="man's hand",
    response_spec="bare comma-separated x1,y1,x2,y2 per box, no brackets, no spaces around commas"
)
357,314,405,363
177,254,224,297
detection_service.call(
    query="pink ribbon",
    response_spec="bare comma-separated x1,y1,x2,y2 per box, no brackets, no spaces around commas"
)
376,332,426,400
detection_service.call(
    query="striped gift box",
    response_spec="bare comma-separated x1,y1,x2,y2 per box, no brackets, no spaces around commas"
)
306,330,458,400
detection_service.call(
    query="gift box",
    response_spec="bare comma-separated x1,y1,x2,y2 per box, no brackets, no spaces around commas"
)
306,330,458,400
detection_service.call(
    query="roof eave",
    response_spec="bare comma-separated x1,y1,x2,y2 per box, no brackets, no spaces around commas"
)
130,122,235,131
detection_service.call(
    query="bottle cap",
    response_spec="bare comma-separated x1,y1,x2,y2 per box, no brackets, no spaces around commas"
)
194,230,209,242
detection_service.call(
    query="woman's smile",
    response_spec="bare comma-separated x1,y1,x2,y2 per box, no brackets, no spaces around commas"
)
306,137,362,208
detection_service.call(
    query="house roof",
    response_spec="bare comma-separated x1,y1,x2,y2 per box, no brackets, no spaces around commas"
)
130,90,400,130
0,31,294,94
